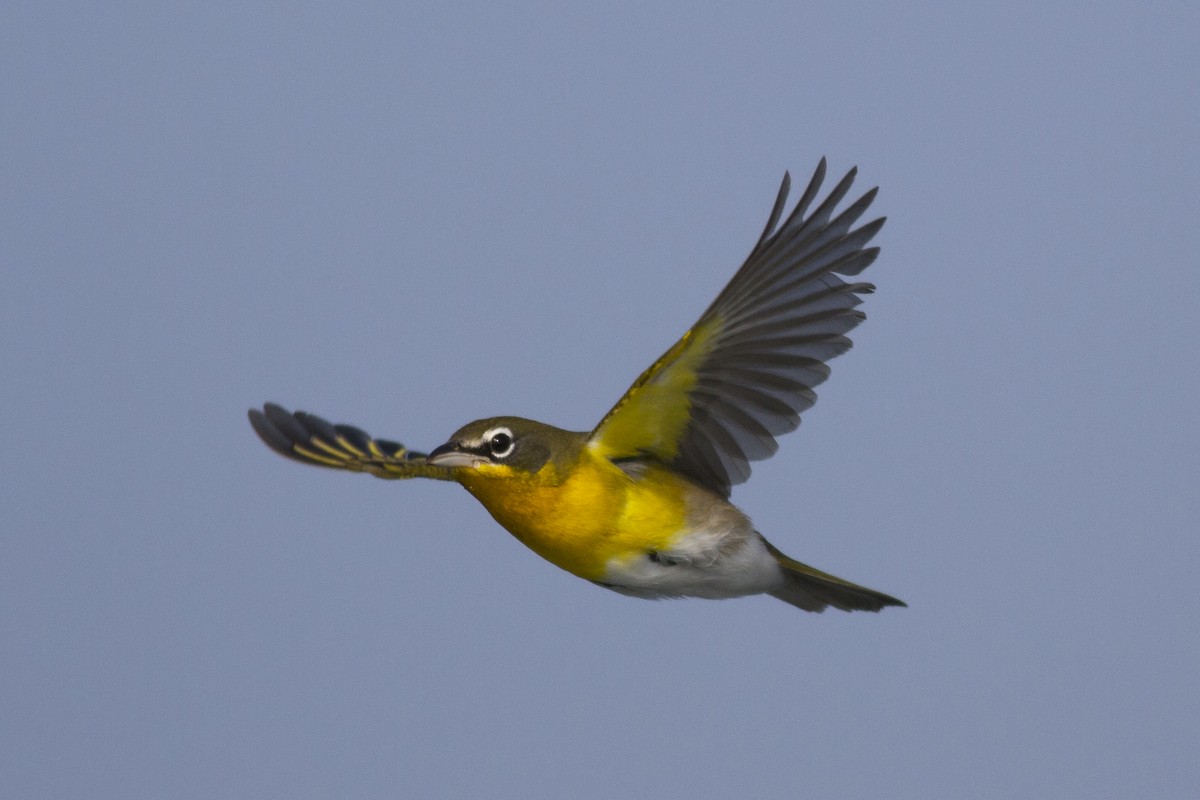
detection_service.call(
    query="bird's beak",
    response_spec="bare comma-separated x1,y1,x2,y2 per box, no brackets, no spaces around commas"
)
427,441,486,468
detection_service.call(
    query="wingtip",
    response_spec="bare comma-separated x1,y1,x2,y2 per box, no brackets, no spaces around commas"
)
248,402,303,460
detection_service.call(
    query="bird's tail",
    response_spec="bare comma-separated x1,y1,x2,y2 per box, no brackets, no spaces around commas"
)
760,536,905,613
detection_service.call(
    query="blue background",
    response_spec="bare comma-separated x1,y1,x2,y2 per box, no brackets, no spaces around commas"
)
3,3,1197,798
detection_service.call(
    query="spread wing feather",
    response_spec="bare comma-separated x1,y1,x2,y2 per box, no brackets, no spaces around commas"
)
248,403,454,481
588,159,884,497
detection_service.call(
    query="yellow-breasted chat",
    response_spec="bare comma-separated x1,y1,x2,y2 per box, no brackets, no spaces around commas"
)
249,159,904,613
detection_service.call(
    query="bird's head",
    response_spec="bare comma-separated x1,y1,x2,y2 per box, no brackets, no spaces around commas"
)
427,417,587,481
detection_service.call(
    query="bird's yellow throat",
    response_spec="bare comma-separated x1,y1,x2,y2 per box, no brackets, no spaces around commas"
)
456,453,690,581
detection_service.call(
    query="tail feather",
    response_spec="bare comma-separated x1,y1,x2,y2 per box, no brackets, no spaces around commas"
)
761,536,905,613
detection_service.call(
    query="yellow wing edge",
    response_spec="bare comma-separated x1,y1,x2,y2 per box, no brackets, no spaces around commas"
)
588,314,725,461
248,403,455,481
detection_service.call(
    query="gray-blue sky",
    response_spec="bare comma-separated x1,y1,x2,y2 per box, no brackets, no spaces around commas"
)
3,3,1197,798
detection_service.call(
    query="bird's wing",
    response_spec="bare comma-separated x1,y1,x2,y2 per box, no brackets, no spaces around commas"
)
248,403,455,481
588,159,884,498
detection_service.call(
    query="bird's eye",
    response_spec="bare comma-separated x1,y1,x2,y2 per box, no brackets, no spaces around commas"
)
485,428,515,459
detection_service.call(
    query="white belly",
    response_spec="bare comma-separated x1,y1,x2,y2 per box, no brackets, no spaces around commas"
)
599,525,785,600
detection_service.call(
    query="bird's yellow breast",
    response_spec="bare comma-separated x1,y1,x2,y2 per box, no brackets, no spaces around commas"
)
455,452,689,581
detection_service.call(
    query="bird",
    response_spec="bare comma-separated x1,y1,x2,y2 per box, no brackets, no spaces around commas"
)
249,158,904,613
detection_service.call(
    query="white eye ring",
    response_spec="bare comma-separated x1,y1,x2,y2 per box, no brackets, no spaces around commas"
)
483,427,515,459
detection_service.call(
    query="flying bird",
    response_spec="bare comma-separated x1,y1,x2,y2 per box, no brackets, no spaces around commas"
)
250,159,904,613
